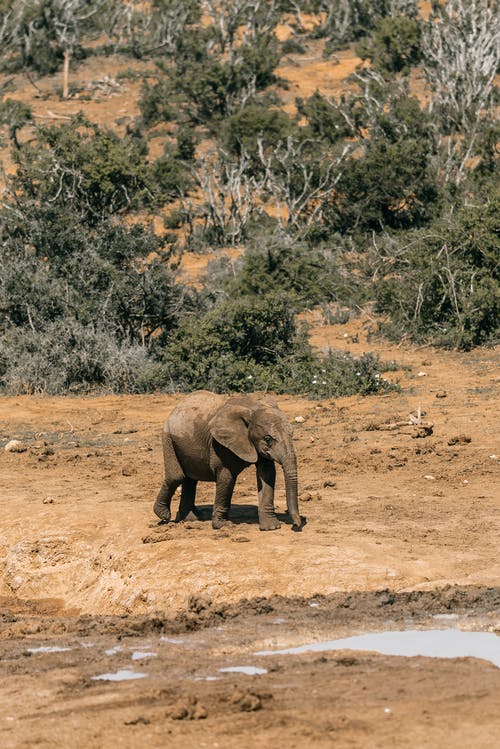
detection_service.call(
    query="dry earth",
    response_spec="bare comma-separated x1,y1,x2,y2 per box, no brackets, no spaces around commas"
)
1,318,499,748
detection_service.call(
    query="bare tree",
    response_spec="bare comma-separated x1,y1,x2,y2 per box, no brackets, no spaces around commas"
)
422,0,499,131
0,0,111,97
257,136,351,229
202,0,281,59
188,148,266,246
109,0,199,56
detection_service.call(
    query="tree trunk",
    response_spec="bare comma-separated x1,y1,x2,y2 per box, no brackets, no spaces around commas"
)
63,49,71,99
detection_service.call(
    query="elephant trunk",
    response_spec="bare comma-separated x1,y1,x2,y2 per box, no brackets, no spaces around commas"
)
278,446,301,529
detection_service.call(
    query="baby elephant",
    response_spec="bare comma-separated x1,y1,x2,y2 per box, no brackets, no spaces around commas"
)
154,391,301,531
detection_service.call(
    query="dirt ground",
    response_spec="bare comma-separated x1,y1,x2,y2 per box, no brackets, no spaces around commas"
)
1,317,499,748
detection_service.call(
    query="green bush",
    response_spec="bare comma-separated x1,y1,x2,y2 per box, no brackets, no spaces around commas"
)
372,194,500,349
161,292,397,396
222,104,297,159
297,92,358,142
356,16,421,73
328,137,439,232
0,207,187,345
224,236,365,310
11,115,156,221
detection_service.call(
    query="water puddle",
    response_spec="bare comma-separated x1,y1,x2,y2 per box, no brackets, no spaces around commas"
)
27,646,72,654
104,645,123,656
256,629,500,668
160,637,184,644
131,651,157,660
219,666,268,676
92,669,148,682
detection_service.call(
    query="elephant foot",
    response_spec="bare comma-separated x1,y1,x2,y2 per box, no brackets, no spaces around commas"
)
259,515,281,531
153,501,171,523
212,516,232,530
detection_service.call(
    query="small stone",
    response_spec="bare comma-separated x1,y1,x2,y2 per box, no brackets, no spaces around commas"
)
424,475,435,480
42,496,55,504
4,440,27,453
230,690,262,712
323,480,336,488
294,416,306,423
447,435,471,446
122,464,137,476
435,390,447,398
417,371,427,377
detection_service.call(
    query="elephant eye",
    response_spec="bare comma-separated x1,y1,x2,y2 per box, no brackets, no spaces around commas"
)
264,435,273,445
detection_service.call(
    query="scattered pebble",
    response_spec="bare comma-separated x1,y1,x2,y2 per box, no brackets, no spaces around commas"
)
230,689,263,712
4,440,27,453
448,435,472,446
323,480,336,488
122,465,137,476
42,496,55,504
300,491,322,502
294,416,306,423
424,475,435,480
435,390,447,398
417,372,428,377
168,696,207,720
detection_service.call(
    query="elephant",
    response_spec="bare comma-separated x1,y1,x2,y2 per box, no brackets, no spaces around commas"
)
154,391,301,531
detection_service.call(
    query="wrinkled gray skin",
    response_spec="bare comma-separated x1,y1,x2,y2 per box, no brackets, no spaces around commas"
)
154,391,301,531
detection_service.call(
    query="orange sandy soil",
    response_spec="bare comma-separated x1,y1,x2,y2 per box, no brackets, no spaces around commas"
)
1,319,499,748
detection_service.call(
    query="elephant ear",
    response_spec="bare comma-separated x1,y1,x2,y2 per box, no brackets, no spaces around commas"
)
209,403,258,463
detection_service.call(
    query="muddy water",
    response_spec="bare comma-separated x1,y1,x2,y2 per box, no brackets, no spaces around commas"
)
2,589,500,749
256,628,500,668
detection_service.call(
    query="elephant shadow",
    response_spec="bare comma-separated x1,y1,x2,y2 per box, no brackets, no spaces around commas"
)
177,503,306,530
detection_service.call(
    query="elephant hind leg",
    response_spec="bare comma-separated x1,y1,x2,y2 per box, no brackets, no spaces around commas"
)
176,478,198,522
154,429,184,523
154,478,182,523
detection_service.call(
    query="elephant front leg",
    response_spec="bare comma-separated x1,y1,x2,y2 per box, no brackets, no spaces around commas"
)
256,459,280,531
212,468,236,529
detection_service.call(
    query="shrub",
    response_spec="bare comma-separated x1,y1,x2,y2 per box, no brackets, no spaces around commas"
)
222,103,297,160
356,16,421,73
224,236,365,310
0,207,187,346
11,115,156,221
161,292,397,396
0,320,166,394
328,137,439,232
297,92,358,142
372,194,500,349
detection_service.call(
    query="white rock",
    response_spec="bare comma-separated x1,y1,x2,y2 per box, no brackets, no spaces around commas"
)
4,440,27,453
294,416,306,423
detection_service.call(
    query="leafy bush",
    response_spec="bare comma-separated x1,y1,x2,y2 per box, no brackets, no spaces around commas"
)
356,16,421,73
372,194,500,349
328,137,439,232
222,103,297,160
224,236,366,310
161,292,397,396
11,115,157,221
0,206,187,346
297,92,358,142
